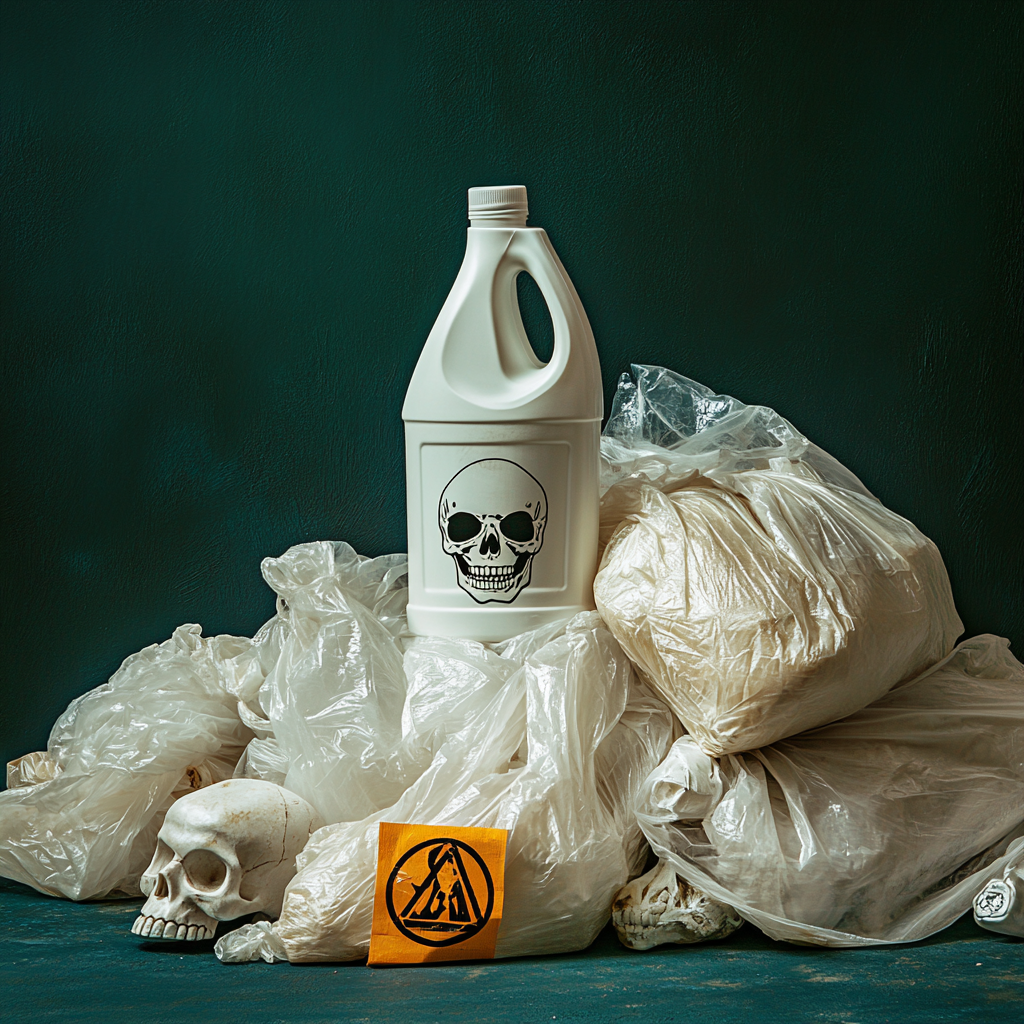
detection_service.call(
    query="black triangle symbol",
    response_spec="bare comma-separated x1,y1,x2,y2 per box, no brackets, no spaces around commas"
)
399,842,484,932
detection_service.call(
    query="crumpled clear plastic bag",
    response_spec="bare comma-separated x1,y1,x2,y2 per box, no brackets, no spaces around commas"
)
595,365,963,755
248,542,421,825
635,634,1024,946
216,609,676,963
0,625,257,899
234,541,579,828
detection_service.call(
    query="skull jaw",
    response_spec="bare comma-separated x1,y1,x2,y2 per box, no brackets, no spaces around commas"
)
454,551,535,604
132,889,267,941
611,860,743,951
132,894,218,941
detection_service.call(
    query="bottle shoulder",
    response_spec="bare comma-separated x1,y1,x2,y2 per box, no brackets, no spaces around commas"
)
402,225,603,423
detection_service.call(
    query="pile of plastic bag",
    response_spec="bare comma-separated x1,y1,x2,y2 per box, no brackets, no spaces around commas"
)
596,365,963,754
2,363,1022,956
207,541,676,962
597,366,1024,944
0,539,675,962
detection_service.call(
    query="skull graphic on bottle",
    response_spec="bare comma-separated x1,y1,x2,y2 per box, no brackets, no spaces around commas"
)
438,459,548,603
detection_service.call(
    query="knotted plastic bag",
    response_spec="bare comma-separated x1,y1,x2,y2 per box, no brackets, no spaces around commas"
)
636,634,1024,946
217,611,676,963
974,836,1024,938
596,365,963,755
0,625,259,899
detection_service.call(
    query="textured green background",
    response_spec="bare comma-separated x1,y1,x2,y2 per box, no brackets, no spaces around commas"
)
1,0,1021,768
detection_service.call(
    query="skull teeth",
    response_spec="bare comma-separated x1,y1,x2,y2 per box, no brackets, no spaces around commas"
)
466,565,520,589
131,915,211,941
610,866,744,950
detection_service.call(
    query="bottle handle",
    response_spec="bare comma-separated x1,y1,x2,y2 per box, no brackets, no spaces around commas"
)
499,231,575,378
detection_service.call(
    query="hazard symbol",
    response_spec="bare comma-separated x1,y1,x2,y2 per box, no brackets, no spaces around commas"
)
386,838,493,946
369,822,508,964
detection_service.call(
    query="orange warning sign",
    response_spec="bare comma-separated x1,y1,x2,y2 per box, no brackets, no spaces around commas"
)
368,821,508,965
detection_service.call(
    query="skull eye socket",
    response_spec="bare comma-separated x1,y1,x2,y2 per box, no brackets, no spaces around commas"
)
182,849,228,892
500,511,535,542
447,512,482,543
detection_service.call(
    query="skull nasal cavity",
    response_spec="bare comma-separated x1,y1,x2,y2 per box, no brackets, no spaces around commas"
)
481,530,500,556
153,874,168,899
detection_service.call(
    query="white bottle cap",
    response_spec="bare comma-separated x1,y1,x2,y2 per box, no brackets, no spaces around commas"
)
468,185,528,225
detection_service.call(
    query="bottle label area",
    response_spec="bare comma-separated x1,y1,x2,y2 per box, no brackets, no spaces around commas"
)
421,442,570,604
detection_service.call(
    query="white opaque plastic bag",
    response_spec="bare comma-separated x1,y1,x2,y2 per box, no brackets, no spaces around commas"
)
0,625,258,899
636,634,1024,946
596,365,963,755
217,611,676,963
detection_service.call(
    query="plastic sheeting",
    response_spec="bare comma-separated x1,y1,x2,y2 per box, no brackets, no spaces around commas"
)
0,625,257,899
636,634,1024,946
216,608,676,963
596,365,963,755
0,537,674,957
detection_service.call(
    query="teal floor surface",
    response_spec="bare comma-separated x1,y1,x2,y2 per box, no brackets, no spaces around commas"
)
2,877,1021,1023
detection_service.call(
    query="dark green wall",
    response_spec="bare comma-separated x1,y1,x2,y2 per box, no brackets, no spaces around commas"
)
2,0,1021,767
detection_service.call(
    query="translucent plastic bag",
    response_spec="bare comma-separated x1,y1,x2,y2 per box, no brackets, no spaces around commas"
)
0,625,258,899
236,541,579,827
596,365,963,755
217,611,676,963
252,542,416,825
635,634,1024,946
0,541,410,901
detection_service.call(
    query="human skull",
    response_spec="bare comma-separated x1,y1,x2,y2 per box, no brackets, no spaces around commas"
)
973,838,1024,938
439,458,547,604
611,859,743,950
131,779,323,941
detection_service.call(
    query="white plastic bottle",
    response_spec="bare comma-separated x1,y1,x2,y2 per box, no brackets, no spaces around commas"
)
403,186,603,641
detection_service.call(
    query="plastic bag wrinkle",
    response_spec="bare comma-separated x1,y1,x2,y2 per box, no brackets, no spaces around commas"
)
256,543,414,825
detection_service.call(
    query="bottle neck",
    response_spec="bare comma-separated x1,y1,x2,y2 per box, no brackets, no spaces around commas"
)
469,213,528,228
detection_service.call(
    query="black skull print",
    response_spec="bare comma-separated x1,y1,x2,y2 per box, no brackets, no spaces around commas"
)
438,459,547,603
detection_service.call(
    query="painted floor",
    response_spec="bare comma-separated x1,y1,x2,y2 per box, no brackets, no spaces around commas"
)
1,877,1021,1024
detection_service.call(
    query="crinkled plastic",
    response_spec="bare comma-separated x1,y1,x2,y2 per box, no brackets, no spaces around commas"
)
0,625,258,899
252,542,420,825
636,634,1024,946
216,609,676,963
595,365,963,755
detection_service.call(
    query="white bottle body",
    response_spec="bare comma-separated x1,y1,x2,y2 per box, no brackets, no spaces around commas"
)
403,204,603,642
405,418,599,640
